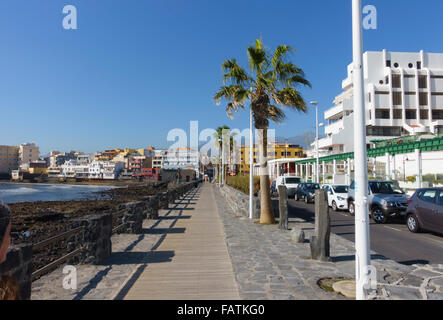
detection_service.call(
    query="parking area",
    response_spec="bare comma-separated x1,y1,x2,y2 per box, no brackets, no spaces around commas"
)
287,199,443,265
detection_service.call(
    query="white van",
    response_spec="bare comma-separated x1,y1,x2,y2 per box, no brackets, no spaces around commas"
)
273,176,302,198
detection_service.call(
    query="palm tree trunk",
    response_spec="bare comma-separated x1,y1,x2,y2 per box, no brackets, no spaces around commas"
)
258,127,275,224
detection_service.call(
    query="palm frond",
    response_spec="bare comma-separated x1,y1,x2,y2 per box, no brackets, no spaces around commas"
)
267,105,286,124
221,59,250,85
271,45,294,67
273,87,308,113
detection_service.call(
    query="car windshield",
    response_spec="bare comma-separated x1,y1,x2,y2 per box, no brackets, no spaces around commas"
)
369,182,403,194
285,178,301,184
333,186,349,193
305,183,320,190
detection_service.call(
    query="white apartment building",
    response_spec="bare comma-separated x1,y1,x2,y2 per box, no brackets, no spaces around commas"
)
61,160,90,179
61,160,124,180
19,143,40,166
102,161,124,180
163,148,200,172
318,50,443,154
153,150,167,169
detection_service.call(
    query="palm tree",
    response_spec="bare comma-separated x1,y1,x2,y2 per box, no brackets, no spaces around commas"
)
214,125,236,182
214,39,311,224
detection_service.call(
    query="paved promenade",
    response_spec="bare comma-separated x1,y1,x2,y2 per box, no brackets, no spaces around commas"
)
215,185,443,300
122,183,239,300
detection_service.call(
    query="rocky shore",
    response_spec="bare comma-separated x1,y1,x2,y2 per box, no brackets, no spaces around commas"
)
8,183,168,272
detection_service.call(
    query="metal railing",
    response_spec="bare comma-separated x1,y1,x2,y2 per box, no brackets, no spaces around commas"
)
31,226,84,281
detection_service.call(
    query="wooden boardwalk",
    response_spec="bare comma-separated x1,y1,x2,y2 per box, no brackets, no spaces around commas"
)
123,183,240,300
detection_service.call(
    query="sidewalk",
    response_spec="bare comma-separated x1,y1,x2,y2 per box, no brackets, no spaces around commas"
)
122,183,240,300
215,185,443,300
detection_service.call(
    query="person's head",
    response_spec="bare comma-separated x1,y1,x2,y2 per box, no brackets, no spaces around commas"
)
0,201,11,264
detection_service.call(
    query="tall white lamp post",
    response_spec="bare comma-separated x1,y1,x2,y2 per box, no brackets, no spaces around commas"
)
249,105,254,219
352,0,371,300
310,101,320,183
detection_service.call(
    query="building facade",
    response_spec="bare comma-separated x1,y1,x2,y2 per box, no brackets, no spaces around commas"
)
318,50,443,155
238,143,305,174
0,146,19,174
19,143,40,166
162,148,200,173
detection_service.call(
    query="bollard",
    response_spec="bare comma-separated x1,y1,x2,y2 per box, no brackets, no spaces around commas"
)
310,189,331,261
278,185,289,230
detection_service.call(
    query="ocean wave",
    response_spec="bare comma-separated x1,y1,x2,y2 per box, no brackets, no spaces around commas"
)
0,187,40,194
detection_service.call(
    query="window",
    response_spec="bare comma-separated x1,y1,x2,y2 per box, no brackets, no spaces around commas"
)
419,92,428,106
438,191,443,206
393,92,402,105
417,61,422,69
367,127,402,137
393,109,402,119
333,186,349,193
420,110,429,120
432,110,443,120
418,75,427,89
420,190,437,204
392,75,401,88
386,60,391,67
385,76,389,85
375,109,390,119
394,63,399,68
408,63,413,68
406,110,417,120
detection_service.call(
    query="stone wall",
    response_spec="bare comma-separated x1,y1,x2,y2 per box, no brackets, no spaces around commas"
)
69,213,113,265
0,244,33,300
218,184,260,219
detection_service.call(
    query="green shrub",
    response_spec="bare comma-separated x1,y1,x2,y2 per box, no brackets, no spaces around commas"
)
226,175,260,196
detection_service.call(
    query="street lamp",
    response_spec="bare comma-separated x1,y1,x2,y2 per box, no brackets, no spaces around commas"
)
352,0,371,300
249,100,254,219
310,101,320,183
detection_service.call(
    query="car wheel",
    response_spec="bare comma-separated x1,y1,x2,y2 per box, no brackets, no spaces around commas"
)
349,201,355,216
407,214,421,233
371,206,388,224
332,201,338,212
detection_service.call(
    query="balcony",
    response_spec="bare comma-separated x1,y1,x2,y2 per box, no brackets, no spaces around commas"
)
325,120,344,135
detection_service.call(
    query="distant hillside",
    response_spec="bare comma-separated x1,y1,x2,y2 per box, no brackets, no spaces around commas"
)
275,131,325,150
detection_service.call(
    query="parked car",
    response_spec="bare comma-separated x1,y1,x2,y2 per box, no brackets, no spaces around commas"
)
294,183,321,203
272,176,302,198
405,188,443,234
347,180,409,224
322,184,349,211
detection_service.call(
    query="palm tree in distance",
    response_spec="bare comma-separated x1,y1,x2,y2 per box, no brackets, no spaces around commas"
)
214,125,236,182
214,39,311,224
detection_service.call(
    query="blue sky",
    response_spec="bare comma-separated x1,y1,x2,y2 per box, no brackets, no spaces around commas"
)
0,0,442,154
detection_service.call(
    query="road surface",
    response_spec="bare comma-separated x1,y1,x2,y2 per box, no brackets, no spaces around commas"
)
287,199,443,265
